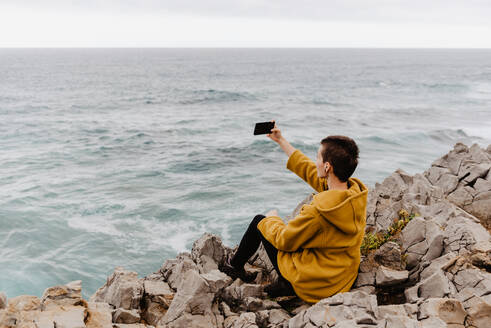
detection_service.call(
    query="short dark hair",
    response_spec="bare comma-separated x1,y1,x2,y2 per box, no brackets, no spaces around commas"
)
320,136,359,182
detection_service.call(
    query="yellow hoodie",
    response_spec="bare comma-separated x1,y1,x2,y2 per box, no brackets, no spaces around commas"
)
257,148,368,304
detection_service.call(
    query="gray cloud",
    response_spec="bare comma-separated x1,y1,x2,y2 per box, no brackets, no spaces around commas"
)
9,0,491,26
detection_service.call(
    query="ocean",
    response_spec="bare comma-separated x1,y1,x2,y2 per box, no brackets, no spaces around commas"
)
1,48,490,300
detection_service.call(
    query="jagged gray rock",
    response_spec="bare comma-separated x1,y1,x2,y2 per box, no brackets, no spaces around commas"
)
85,301,113,327
192,232,230,274
113,308,141,324
89,266,144,310
288,290,378,327
158,268,232,327
373,241,404,270
0,292,6,310
375,265,409,286
41,279,87,311
141,279,174,326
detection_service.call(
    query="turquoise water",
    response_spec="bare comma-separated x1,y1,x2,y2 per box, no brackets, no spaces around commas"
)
1,48,490,300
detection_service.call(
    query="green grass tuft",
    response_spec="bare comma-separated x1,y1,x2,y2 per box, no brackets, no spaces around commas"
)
360,209,419,256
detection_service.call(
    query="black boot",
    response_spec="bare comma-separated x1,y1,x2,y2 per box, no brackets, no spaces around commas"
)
219,253,258,283
264,278,296,298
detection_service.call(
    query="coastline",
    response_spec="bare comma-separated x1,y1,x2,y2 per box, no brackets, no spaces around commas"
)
1,142,490,327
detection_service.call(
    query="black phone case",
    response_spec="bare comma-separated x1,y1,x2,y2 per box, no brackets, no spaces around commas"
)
254,122,275,135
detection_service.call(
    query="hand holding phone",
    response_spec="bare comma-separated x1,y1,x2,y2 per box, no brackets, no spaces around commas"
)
254,121,275,135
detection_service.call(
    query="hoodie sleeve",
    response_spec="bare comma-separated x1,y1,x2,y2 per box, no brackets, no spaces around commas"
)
257,208,322,252
286,149,328,193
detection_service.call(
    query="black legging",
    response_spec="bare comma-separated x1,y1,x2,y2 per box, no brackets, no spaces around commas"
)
230,214,294,290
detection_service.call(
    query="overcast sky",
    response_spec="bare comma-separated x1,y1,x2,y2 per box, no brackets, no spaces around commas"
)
1,1,491,47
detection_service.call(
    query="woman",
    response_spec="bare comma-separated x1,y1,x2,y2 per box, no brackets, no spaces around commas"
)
219,121,368,304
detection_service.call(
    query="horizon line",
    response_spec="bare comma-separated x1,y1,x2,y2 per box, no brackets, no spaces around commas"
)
1,46,491,49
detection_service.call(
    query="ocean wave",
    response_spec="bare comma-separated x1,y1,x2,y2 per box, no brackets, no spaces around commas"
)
181,189,231,201
120,95,163,104
179,89,257,105
361,135,402,146
167,156,235,173
175,119,198,124
420,82,469,92
82,127,110,134
359,129,475,148
427,129,468,142
308,98,351,107
67,216,126,237
159,127,205,136
466,82,491,100
135,170,165,178
460,125,491,140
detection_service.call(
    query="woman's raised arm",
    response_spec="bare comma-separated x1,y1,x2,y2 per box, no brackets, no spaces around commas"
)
266,120,296,157
266,120,328,192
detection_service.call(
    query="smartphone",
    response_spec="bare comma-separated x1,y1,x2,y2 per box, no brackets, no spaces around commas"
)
254,121,275,135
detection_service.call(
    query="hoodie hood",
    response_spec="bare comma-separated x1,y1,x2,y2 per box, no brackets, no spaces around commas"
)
311,177,368,235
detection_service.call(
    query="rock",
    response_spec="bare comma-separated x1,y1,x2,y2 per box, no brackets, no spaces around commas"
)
350,285,376,295
223,315,239,328
424,166,459,194
418,298,467,325
141,279,174,326
238,296,281,312
256,308,290,327
374,241,404,270
463,295,491,328
419,252,458,281
418,271,453,300
41,280,87,311
143,280,174,308
465,191,491,231
161,252,200,290
403,303,419,320
431,142,467,174
452,267,487,292
418,317,448,328
0,309,16,327
26,306,87,328
229,312,258,328
377,304,408,319
288,290,378,327
0,292,6,310
470,250,491,271
353,272,375,288
89,266,144,310
112,308,140,323
201,269,234,292
7,295,41,312
159,269,231,327
191,232,229,274
85,302,113,328
365,170,412,233
473,177,491,193
222,279,264,305
443,215,489,255
220,301,237,317
375,266,408,286
383,315,420,328
401,217,427,251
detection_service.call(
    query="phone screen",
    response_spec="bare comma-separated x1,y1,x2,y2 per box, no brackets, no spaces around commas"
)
254,121,275,135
